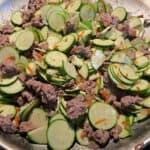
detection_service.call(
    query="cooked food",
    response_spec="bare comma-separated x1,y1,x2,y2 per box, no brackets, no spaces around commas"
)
0,0,149,149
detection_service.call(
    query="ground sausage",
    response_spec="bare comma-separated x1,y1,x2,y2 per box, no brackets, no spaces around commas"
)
66,95,87,120
31,15,44,28
71,45,92,59
26,79,57,110
83,122,94,139
0,24,14,34
0,61,19,78
0,115,17,133
19,121,35,132
92,129,110,146
0,34,14,48
110,125,122,141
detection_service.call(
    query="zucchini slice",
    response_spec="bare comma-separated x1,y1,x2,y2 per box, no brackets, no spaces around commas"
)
131,79,149,93
63,61,78,79
47,11,65,32
112,7,127,22
0,47,19,63
129,17,142,28
117,115,132,139
139,96,150,108
119,64,139,81
50,76,67,85
80,3,96,21
16,30,35,51
0,104,16,117
91,39,114,47
88,102,118,130
0,79,24,95
67,0,82,12
11,11,23,26
45,51,67,68
56,34,75,52
47,120,75,150
134,56,149,69
50,114,65,123
78,64,88,79
110,51,132,65
0,75,18,86
70,55,84,67
26,62,37,75
28,108,48,129
76,128,90,146
27,126,47,144
47,35,61,50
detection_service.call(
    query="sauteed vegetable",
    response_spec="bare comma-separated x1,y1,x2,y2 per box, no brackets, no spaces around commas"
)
0,0,149,149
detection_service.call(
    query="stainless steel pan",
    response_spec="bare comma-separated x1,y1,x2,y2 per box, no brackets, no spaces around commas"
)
0,0,150,150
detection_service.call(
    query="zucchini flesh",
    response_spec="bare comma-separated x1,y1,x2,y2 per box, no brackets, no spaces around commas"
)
28,108,48,129
92,39,114,47
139,96,150,108
50,114,65,123
47,120,75,150
0,104,16,117
27,126,47,144
56,34,75,52
0,79,24,95
112,7,127,22
67,0,82,12
129,17,142,28
45,51,67,68
134,56,149,69
47,11,65,32
80,4,96,21
11,11,23,25
16,30,35,51
63,61,78,79
76,128,90,146
0,47,19,63
0,75,18,86
78,64,88,79
88,102,118,130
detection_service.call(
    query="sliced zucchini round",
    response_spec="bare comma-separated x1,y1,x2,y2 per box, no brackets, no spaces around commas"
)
78,64,88,79
50,76,67,85
47,35,61,50
0,47,19,63
139,96,150,108
47,120,75,150
67,0,82,12
119,65,139,81
131,79,149,93
76,128,90,146
47,11,65,33
26,62,37,75
80,3,96,21
28,108,48,129
50,114,65,123
91,39,114,47
129,17,142,28
63,61,78,79
0,104,16,117
0,75,18,86
0,79,24,95
9,30,24,43
112,7,127,22
56,34,75,52
16,30,35,51
134,56,149,69
27,126,47,144
11,11,23,26
45,51,67,68
88,102,118,130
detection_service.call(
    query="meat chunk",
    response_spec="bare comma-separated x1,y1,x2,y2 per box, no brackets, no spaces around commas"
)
110,125,122,141
28,0,46,12
71,45,91,59
99,13,119,27
92,129,110,146
17,90,35,106
117,21,136,38
66,21,75,33
0,115,17,133
83,122,94,139
79,80,96,96
19,121,35,132
0,34,14,48
66,95,87,119
26,79,57,110
31,15,44,28
121,95,142,109
0,61,19,78
0,24,14,34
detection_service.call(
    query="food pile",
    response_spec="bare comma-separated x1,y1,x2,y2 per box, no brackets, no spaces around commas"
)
0,0,149,149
